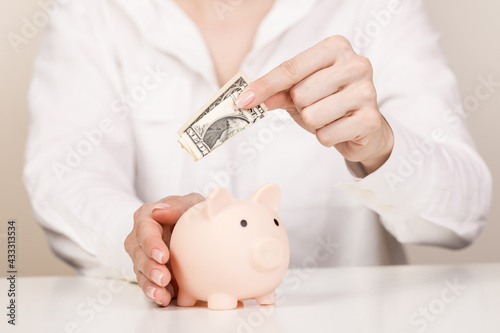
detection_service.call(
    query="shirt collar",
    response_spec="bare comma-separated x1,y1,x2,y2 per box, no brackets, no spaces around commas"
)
113,0,318,87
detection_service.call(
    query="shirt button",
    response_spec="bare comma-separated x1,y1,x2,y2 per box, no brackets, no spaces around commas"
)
360,189,373,196
378,204,395,211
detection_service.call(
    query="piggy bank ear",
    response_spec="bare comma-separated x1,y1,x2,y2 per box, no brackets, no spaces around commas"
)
205,187,235,219
250,183,280,213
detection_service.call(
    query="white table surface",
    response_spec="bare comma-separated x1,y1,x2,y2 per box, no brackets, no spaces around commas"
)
2,263,499,333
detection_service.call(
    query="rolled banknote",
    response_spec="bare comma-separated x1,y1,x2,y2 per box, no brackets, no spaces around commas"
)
177,71,267,161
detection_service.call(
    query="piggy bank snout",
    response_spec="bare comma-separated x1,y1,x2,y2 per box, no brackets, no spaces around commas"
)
251,238,285,271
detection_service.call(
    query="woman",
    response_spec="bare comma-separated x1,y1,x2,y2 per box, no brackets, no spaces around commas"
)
24,0,491,307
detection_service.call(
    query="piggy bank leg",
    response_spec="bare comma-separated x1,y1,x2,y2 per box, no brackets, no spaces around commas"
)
207,293,238,310
255,291,276,305
176,290,197,307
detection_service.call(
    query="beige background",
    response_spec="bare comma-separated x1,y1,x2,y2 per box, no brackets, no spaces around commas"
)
0,0,498,277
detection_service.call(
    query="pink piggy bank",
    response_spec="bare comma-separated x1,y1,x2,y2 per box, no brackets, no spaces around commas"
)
170,183,290,310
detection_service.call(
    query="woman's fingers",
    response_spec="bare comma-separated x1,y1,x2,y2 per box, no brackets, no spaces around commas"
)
299,83,372,130
315,107,382,148
135,268,172,306
261,90,294,111
126,192,205,306
132,246,171,287
237,35,355,109
155,284,175,307
134,216,169,265
125,194,204,307
230,32,391,173
133,246,174,307
151,193,204,225
290,57,371,109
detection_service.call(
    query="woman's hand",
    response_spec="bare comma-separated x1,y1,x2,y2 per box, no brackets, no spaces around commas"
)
124,193,204,306
236,35,394,174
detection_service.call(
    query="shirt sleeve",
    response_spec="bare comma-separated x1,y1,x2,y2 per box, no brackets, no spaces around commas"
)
336,0,492,248
23,1,140,281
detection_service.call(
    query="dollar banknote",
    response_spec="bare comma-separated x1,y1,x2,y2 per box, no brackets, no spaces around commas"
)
177,71,268,161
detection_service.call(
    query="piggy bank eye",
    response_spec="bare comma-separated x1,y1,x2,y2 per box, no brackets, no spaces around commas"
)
274,218,279,226
240,220,248,227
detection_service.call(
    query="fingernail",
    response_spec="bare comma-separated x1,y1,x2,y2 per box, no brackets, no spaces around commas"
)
146,286,156,300
153,203,171,211
235,90,255,109
151,269,164,286
151,249,164,263
155,299,163,306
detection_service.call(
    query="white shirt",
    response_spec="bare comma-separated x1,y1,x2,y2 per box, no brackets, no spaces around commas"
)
24,0,492,281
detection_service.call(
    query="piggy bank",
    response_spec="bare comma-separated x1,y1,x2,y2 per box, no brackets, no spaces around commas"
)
170,183,290,310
